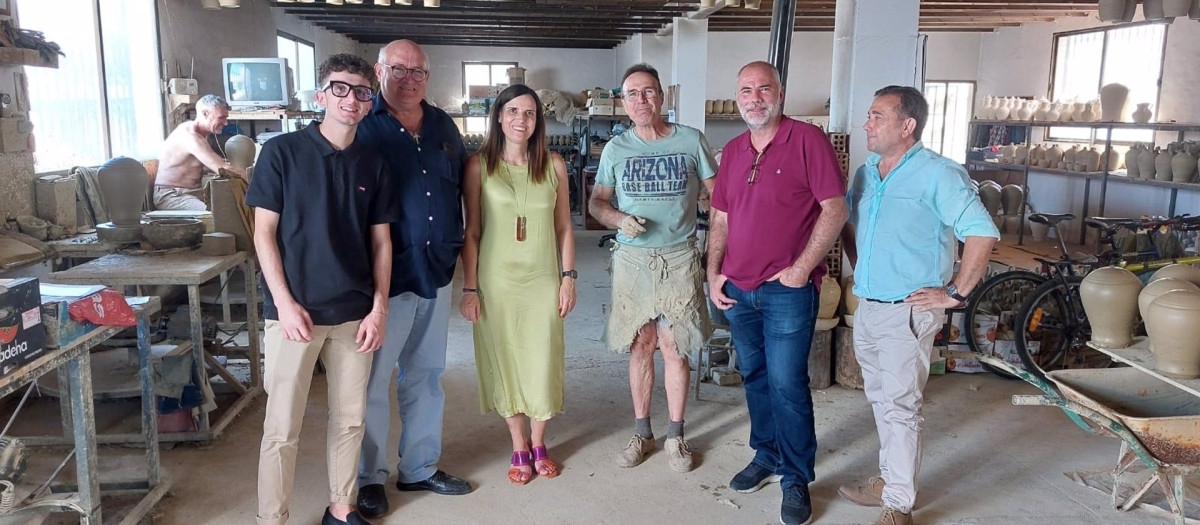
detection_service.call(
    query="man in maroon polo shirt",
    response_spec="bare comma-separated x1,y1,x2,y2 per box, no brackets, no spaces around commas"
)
707,60,848,525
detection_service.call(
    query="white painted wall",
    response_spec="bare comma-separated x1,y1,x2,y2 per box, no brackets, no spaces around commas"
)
157,0,357,98
925,32,981,81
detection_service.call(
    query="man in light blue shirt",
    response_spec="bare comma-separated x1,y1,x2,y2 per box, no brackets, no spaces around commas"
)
838,85,998,525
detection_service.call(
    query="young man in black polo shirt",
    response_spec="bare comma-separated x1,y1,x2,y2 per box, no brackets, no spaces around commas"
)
248,54,399,525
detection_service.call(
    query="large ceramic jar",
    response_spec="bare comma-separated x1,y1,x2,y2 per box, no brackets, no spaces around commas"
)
1100,84,1129,121
1063,145,1079,171
1132,103,1153,123
1015,143,1029,165
1155,146,1174,182
978,183,1002,216
1101,147,1121,172
1145,290,1200,379
1138,278,1199,322
1046,144,1064,167
1083,147,1102,172
1125,144,1141,178
97,157,149,227
1138,147,1158,179
1150,263,1200,286
1080,266,1142,349
1000,184,1024,215
1172,147,1197,183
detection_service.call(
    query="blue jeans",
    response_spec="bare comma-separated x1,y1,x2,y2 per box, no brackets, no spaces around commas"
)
723,280,818,488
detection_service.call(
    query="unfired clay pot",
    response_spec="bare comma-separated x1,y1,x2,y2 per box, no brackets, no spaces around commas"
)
225,135,257,169
1144,289,1200,379
1099,83,1129,122
842,275,858,327
978,184,1002,216
1150,263,1200,286
1172,147,1197,183
818,275,841,320
1138,278,1199,323
1101,147,1121,172
1125,145,1142,177
1046,144,1064,167
1080,266,1142,349
1000,184,1023,215
1138,147,1158,179
1132,103,1153,124
98,157,149,227
1155,147,1174,182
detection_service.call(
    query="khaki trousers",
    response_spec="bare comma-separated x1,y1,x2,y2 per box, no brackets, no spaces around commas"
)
257,319,372,525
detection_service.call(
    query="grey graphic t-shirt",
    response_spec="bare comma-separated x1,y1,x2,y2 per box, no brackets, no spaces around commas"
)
595,124,718,248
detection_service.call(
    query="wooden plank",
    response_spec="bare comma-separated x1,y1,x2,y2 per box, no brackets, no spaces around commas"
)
46,252,247,287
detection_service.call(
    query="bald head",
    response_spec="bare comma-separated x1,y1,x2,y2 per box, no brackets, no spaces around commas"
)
378,40,428,70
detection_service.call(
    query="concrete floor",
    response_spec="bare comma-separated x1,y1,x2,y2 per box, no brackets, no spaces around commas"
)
22,230,1194,524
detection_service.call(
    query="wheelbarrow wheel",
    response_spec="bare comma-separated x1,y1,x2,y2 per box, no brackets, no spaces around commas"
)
964,270,1046,379
1013,275,1112,382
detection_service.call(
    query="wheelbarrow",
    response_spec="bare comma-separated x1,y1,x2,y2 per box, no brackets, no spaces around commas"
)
948,350,1200,525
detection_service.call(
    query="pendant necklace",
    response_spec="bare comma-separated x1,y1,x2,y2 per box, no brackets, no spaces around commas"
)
503,160,531,242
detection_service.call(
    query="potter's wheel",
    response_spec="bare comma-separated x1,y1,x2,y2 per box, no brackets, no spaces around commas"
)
95,222,144,244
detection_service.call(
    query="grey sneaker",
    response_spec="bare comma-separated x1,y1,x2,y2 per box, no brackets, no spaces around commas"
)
872,508,913,525
615,434,654,468
663,436,694,472
838,476,886,507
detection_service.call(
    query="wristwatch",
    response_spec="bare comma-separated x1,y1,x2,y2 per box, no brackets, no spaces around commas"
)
945,283,968,303
561,270,578,279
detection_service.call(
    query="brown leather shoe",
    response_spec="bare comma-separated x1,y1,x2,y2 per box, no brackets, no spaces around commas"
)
873,508,914,525
837,476,885,507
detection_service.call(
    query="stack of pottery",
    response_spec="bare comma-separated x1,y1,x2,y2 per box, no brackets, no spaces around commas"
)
977,180,1003,230
1079,266,1143,349
999,184,1025,234
816,275,841,330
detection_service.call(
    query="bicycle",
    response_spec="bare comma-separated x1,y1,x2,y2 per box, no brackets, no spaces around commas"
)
964,212,1200,379
1014,213,1200,382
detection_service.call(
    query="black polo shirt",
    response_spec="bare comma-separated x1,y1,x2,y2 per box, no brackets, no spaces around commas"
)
246,122,400,326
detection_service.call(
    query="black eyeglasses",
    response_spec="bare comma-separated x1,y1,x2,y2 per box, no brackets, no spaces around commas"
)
383,64,429,82
747,150,766,185
322,80,374,102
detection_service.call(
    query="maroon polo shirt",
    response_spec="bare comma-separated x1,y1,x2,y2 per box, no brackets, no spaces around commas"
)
711,117,846,291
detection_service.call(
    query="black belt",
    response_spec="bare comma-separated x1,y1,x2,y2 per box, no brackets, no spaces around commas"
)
863,297,907,304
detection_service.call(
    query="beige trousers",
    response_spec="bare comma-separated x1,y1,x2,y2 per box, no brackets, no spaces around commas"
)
257,319,372,525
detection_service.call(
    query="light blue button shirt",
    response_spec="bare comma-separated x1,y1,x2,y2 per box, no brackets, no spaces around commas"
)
846,142,999,302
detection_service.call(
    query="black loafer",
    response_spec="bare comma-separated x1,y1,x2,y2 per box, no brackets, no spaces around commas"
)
321,507,372,525
356,484,388,519
396,470,472,495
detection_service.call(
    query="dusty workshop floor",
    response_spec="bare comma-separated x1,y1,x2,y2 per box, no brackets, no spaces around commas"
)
15,230,1196,524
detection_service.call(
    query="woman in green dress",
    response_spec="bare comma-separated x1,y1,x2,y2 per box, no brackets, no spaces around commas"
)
460,84,577,485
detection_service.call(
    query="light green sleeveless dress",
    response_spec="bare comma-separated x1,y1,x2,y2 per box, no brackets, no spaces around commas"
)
474,156,565,420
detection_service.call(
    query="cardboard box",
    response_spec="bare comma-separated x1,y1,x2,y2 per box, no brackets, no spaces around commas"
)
35,175,77,228
0,278,47,379
587,98,615,107
945,343,985,373
588,105,614,116
40,297,98,350
468,85,492,98
167,78,198,95
614,106,628,116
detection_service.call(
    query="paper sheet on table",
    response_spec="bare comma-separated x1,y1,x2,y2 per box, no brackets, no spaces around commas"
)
39,283,107,299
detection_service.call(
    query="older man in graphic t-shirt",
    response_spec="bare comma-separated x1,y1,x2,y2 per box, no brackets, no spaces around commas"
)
589,63,717,474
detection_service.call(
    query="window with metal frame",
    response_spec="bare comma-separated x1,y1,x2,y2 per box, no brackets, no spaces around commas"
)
24,0,163,173
1048,22,1167,144
277,32,315,93
922,81,975,164
462,61,518,134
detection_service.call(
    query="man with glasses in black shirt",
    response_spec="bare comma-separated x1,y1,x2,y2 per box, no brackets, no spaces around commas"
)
355,39,472,520
250,54,398,525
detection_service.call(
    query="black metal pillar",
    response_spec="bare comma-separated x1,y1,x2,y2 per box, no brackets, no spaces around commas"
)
768,0,797,96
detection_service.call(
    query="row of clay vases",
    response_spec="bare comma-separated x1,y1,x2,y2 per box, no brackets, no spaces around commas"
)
705,99,738,115
1143,264,1200,379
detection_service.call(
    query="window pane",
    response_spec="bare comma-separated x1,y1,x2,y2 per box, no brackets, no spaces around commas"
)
100,0,163,160
277,36,297,90
25,0,105,171
464,64,490,95
297,42,316,92
922,82,947,155
492,64,513,85
944,82,974,164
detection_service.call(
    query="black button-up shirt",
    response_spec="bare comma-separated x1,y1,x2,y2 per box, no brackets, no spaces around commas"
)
246,122,400,325
357,97,466,299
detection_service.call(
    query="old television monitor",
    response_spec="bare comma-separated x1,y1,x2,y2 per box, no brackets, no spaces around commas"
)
222,57,291,108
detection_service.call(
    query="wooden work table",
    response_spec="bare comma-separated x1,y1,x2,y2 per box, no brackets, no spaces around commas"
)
45,251,261,442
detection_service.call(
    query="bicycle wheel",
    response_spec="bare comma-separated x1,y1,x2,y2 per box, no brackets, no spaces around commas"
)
963,270,1046,378
1014,276,1112,382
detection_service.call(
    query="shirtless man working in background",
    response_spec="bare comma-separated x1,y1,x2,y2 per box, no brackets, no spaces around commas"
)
155,94,248,211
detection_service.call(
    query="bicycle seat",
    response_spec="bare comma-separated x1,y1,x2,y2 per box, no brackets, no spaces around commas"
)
1028,213,1075,226
1084,216,1139,231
